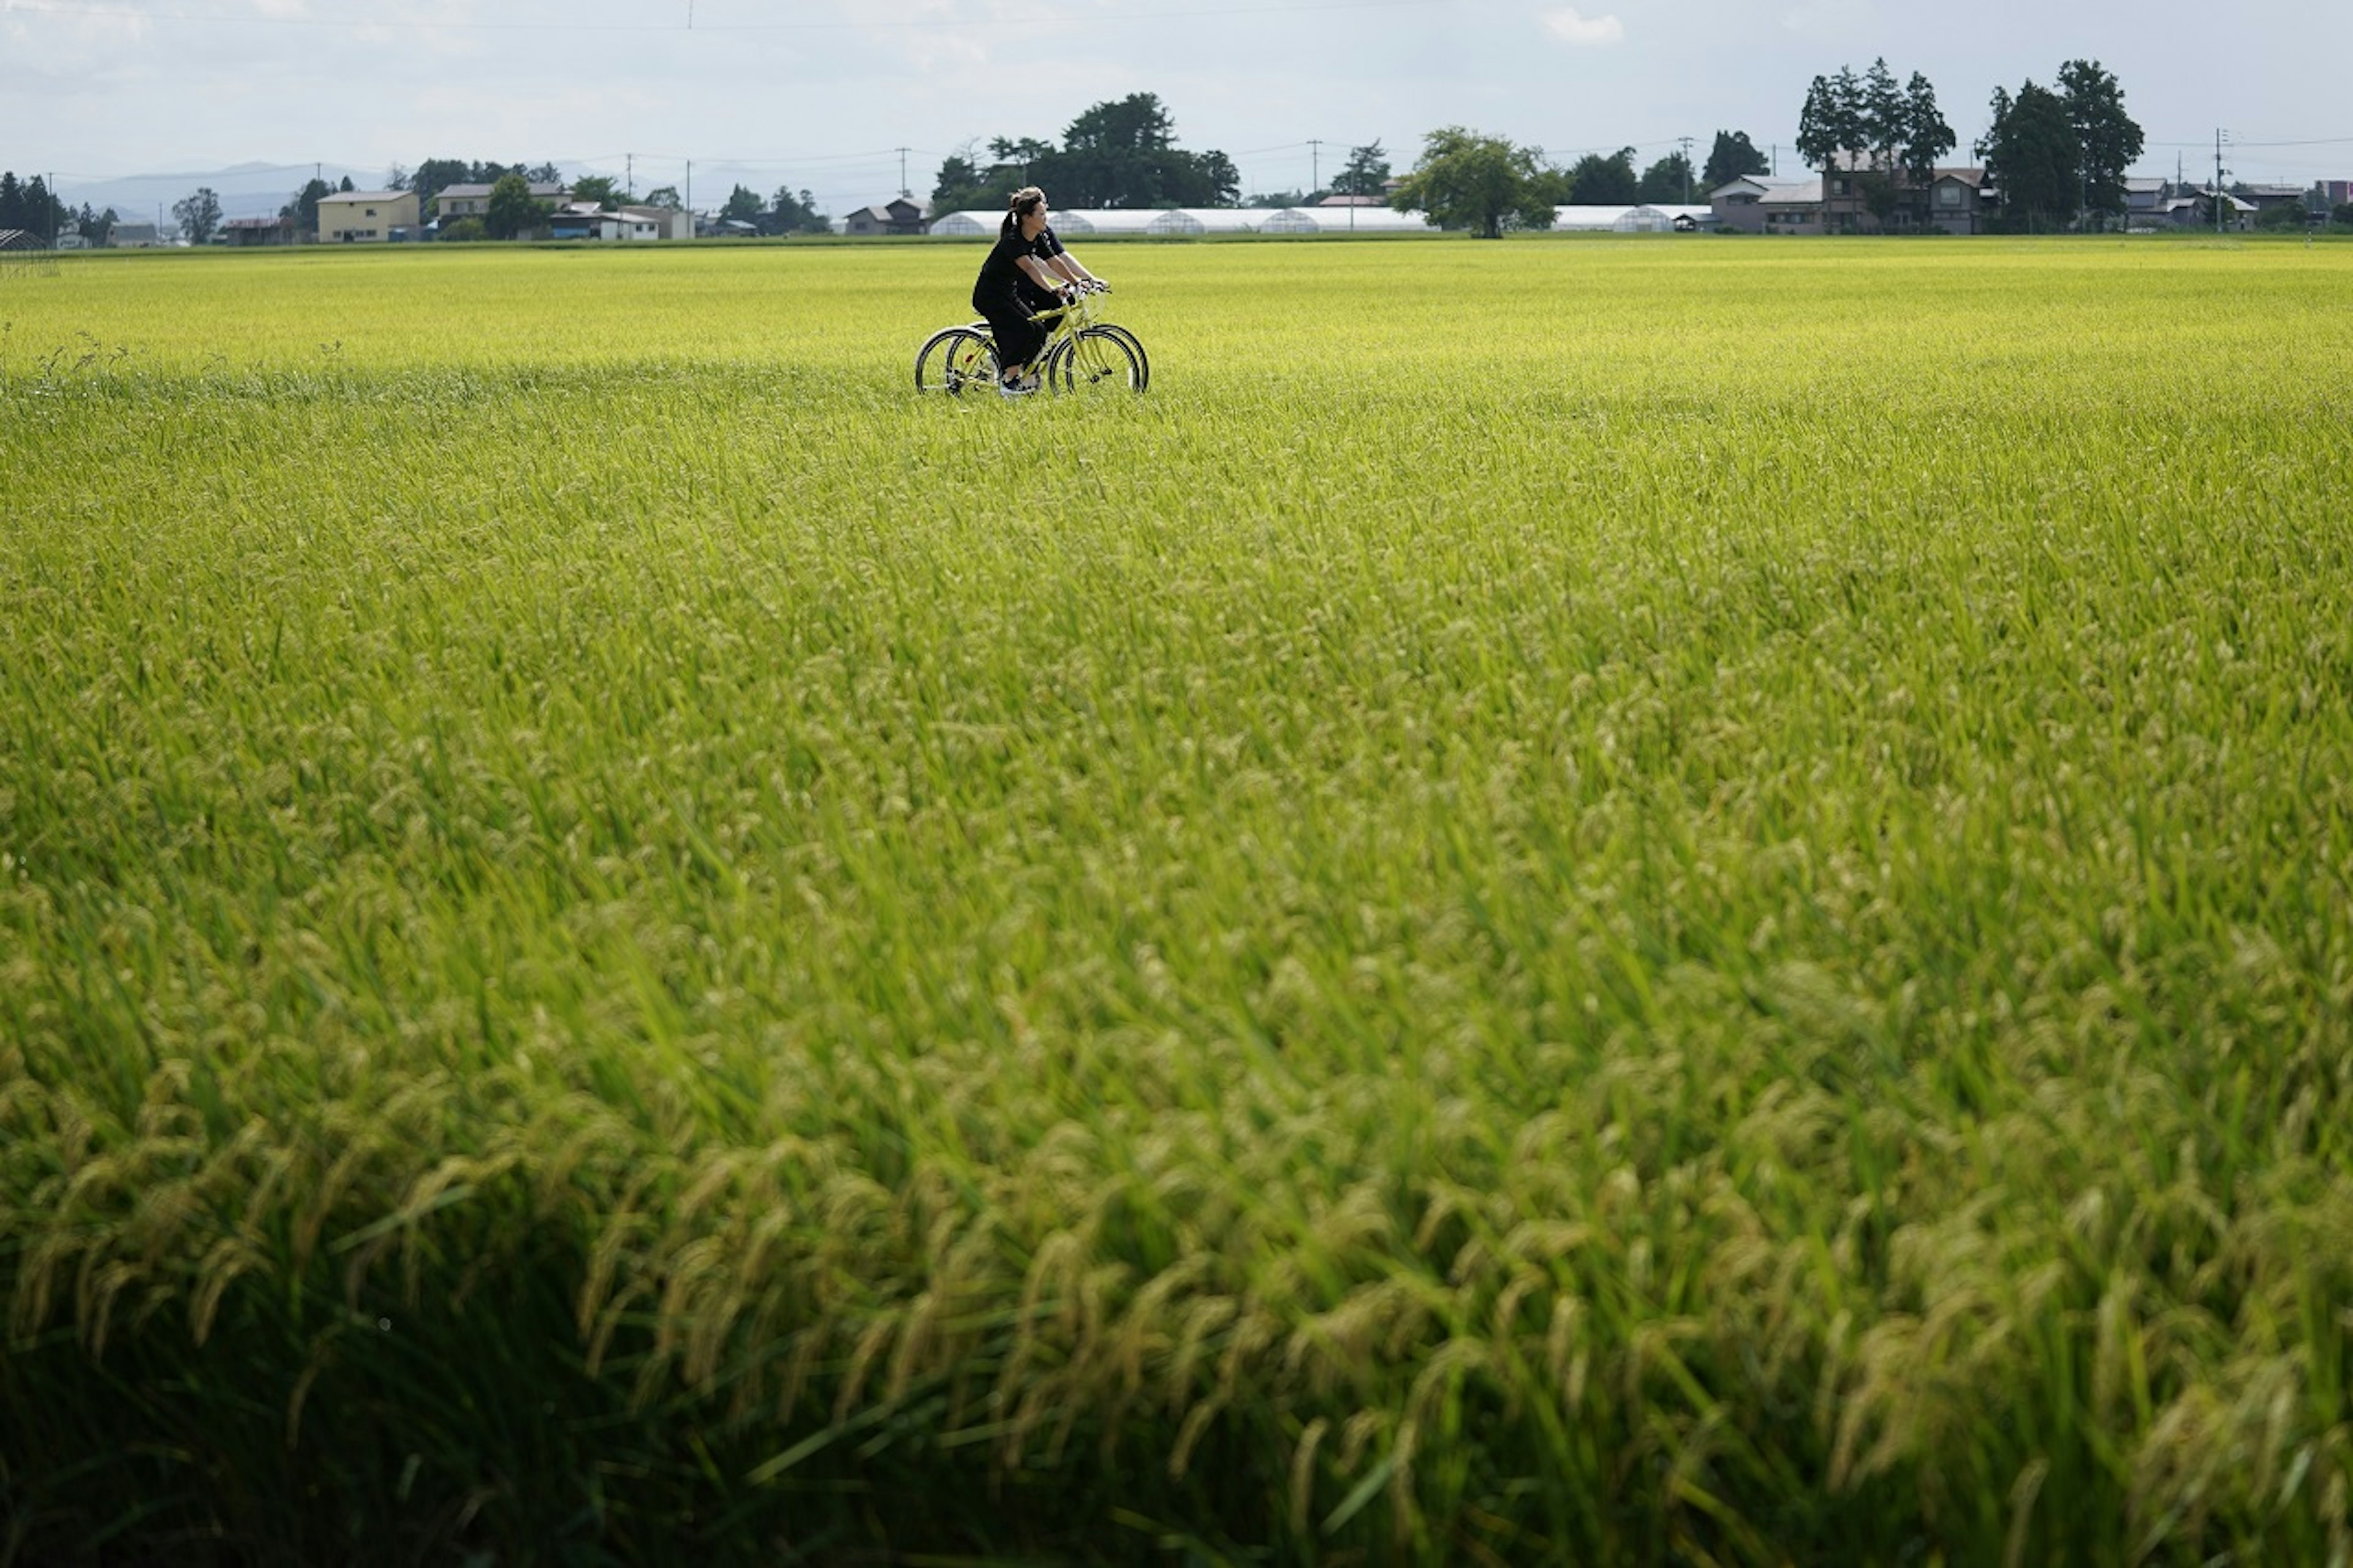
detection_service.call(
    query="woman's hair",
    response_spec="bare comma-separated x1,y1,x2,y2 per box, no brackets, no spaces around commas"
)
1001,186,1046,236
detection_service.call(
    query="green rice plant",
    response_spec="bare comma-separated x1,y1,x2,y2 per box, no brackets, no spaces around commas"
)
2,235,2351,1564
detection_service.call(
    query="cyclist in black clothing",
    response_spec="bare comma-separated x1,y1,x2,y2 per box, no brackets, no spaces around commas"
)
972,186,1104,398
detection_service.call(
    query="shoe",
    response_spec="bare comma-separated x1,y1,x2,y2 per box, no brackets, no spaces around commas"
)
998,379,1033,398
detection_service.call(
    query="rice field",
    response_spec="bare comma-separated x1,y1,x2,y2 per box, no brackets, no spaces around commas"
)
2,233,2351,1565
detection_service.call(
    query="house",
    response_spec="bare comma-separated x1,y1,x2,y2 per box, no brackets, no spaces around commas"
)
107,221,164,248
2164,190,2256,230
1752,178,1828,233
620,203,692,240
1710,175,1820,233
1812,151,1992,234
318,189,420,243
221,216,297,247
2238,183,2306,216
843,197,927,236
434,181,567,220
1922,168,1991,235
547,203,670,241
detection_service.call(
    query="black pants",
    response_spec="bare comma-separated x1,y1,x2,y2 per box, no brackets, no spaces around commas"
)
973,280,1057,377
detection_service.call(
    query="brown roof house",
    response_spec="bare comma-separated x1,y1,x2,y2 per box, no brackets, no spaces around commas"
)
843,197,927,236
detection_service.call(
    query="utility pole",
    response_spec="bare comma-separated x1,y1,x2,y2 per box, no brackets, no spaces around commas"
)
896,146,910,199
627,153,634,201
2215,129,2227,234
1309,138,1322,196
1678,135,1694,203
686,161,693,234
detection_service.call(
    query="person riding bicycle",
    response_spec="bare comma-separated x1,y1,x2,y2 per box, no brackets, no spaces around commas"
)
972,187,1104,398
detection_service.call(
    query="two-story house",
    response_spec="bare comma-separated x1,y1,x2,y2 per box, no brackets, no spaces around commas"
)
318,189,420,243
1710,175,1819,233
1813,152,1991,234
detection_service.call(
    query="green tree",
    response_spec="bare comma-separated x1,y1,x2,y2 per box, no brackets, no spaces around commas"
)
768,186,828,235
2056,59,2143,229
1195,150,1240,206
76,203,118,245
2333,202,2353,228
1978,81,2078,231
1702,131,1769,191
718,184,765,225
569,175,624,211
483,172,547,239
1636,151,1696,204
1797,68,1865,172
1391,126,1557,238
930,149,1005,216
1331,142,1392,198
1862,58,1906,166
642,185,683,210
410,158,479,213
1564,147,1637,206
987,137,1057,183
1900,71,1954,186
1042,93,1232,207
2254,200,2307,232
282,177,333,235
172,186,222,245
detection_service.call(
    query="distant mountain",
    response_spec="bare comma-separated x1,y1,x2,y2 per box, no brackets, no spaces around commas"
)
53,162,383,224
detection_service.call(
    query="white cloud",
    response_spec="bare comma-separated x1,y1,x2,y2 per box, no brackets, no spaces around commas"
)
1540,7,1624,45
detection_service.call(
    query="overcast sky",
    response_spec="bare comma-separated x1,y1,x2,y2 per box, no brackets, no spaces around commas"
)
8,0,2351,219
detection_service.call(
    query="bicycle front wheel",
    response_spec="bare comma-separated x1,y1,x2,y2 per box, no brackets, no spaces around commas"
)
1046,327,1145,396
915,327,996,395
1093,325,1149,390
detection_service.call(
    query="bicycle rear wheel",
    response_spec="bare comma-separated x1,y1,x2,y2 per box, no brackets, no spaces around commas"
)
1045,327,1145,396
915,327,996,395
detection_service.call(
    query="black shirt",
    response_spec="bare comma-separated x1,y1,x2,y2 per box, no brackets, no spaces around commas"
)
976,223,1066,297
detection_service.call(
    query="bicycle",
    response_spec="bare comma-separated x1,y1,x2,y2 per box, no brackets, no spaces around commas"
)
914,283,1150,398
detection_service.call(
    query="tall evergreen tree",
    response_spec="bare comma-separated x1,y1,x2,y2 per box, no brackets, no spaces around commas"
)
2057,58,2144,227
1979,81,2079,230
1702,131,1770,191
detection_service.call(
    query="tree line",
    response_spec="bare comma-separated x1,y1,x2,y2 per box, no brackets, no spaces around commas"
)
927,97,1775,237
931,95,1240,214
0,172,124,246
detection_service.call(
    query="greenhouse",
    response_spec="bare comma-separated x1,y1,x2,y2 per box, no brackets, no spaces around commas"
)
922,206,1438,238
1550,203,1713,232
